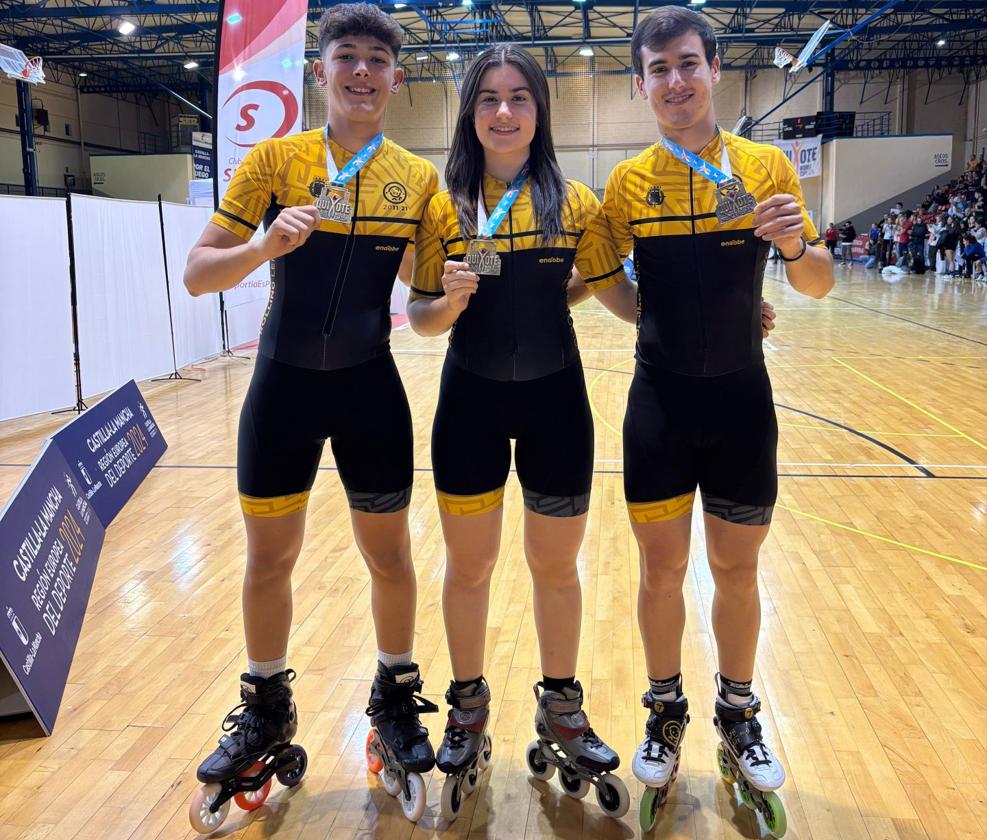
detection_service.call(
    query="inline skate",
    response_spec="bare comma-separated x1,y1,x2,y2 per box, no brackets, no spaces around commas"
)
633,690,689,832
525,681,629,818
364,661,439,822
436,678,493,822
189,670,307,833
713,677,787,837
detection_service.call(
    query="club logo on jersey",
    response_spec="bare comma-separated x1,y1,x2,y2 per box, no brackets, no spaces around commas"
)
309,177,327,198
645,185,665,207
383,182,408,205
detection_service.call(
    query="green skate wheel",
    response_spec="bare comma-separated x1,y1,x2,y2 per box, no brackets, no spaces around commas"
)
639,786,661,832
716,743,735,785
762,791,787,837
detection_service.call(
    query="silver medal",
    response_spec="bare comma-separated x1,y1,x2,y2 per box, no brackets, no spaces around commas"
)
315,184,353,225
465,239,501,276
715,177,757,223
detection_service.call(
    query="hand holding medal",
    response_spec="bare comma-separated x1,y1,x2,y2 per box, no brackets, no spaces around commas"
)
466,165,529,276
752,194,805,253
259,205,321,260
441,259,480,314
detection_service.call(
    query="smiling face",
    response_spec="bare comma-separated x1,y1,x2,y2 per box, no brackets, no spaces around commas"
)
472,63,538,161
314,35,403,127
635,31,720,137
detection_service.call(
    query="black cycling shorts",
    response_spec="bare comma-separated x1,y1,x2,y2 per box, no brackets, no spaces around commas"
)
237,352,413,516
431,359,594,517
623,361,778,525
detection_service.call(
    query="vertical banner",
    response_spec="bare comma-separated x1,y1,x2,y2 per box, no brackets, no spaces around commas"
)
191,131,213,180
214,0,308,340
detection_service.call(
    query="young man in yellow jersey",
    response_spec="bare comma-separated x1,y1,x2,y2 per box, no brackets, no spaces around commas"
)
183,3,439,827
602,5,834,832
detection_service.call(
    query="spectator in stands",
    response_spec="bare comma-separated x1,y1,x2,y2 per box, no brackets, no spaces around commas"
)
961,234,984,280
896,213,911,266
839,220,856,265
824,222,838,257
927,218,941,270
909,214,928,273
889,201,903,217
869,220,881,248
881,214,896,266
939,217,960,275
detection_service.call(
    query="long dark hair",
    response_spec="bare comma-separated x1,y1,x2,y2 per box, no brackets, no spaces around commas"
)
445,44,568,244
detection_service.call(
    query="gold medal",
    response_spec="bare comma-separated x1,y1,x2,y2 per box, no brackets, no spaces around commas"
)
465,238,501,276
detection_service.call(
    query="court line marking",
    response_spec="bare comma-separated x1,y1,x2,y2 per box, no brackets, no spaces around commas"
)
778,422,961,438
777,503,986,573
832,357,987,452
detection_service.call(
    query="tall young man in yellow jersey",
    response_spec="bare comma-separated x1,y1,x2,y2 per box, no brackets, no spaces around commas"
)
603,6,834,830
183,4,439,826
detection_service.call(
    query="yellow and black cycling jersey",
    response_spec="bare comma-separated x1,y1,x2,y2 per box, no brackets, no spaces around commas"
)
411,177,624,381
604,130,823,377
213,128,438,370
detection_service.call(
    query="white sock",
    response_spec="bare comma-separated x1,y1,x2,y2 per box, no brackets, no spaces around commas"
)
377,649,413,668
248,656,287,678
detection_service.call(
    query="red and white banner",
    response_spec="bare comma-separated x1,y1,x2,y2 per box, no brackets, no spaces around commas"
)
214,0,307,343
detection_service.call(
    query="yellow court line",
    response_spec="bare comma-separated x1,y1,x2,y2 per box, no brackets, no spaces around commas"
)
587,357,635,437
777,422,962,438
832,357,987,452
777,503,987,573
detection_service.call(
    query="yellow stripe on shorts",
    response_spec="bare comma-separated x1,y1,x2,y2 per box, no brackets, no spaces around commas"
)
627,492,695,523
437,487,505,516
239,491,310,518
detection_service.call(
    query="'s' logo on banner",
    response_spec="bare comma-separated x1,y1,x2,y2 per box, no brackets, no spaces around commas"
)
223,81,300,149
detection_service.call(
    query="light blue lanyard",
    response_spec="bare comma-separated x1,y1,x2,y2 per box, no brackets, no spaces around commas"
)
324,126,383,187
660,133,733,185
477,166,528,238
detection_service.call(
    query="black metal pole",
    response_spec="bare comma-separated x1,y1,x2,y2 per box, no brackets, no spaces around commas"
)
54,193,88,415
153,195,199,383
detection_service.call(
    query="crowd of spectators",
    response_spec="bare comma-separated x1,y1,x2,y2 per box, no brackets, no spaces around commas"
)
851,154,986,280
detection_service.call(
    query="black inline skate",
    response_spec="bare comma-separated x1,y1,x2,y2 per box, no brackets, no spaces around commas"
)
436,678,493,822
189,670,307,833
364,661,438,822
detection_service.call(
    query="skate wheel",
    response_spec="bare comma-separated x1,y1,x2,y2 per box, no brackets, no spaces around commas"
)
739,782,755,810
365,730,384,774
440,774,462,823
461,764,479,795
477,732,493,770
639,785,664,832
276,745,308,787
526,740,554,781
716,743,735,785
189,783,231,834
559,770,590,800
400,772,427,822
381,767,402,797
762,791,787,837
234,761,271,811
596,774,630,819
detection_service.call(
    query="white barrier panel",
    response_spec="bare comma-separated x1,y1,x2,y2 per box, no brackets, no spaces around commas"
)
160,202,222,367
71,194,174,397
0,196,75,420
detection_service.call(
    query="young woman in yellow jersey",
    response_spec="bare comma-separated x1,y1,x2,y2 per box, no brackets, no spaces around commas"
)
407,44,636,821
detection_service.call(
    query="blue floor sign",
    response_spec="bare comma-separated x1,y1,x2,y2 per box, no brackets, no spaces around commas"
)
0,381,166,734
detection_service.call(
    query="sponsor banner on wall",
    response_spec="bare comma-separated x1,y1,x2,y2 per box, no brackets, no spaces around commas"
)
214,0,307,312
770,136,822,179
192,131,213,180
0,381,165,734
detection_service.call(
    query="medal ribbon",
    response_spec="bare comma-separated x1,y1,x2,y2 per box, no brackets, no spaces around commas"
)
324,125,384,187
659,131,734,185
476,165,529,239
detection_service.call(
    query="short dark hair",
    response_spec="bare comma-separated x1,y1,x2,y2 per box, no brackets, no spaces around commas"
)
318,3,403,59
631,6,718,76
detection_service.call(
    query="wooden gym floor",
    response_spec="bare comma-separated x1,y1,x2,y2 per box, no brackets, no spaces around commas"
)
0,263,985,840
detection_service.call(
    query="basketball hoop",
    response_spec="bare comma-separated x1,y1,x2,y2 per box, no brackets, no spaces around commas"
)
0,43,45,84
